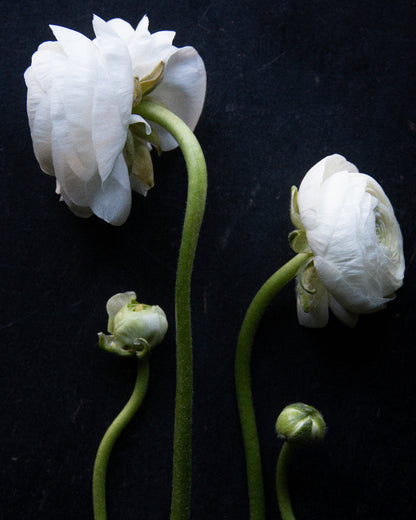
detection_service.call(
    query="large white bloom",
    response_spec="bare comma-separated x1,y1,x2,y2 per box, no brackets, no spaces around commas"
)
24,15,206,225
291,154,405,327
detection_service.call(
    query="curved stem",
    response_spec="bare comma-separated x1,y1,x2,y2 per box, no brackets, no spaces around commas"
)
92,357,150,520
235,253,311,520
134,100,207,520
276,442,296,520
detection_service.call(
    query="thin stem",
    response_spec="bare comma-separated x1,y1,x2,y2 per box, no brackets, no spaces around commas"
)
276,442,296,520
235,253,311,520
92,357,150,520
134,100,207,520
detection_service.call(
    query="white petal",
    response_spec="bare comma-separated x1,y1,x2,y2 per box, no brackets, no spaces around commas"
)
50,72,97,189
305,171,370,255
129,114,151,133
128,21,176,78
365,175,405,289
105,17,135,44
51,123,97,207
25,42,68,175
93,15,134,115
91,19,133,180
298,154,358,230
91,76,130,181
106,291,137,318
50,24,97,67
28,41,66,91
150,47,206,151
25,69,54,175
89,153,132,225
135,16,150,35
308,171,403,313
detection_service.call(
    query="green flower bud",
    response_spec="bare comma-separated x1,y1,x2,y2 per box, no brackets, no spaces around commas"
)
276,403,326,447
98,291,168,359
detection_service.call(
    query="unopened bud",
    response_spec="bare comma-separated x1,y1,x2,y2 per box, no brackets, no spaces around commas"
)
98,291,168,359
276,402,326,447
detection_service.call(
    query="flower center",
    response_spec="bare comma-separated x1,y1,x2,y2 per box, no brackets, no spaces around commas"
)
375,208,388,246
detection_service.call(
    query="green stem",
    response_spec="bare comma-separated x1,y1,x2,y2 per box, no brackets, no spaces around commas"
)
276,442,296,520
235,253,311,520
92,357,150,520
134,99,207,520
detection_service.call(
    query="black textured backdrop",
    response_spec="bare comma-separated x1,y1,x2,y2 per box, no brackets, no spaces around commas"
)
1,1,416,519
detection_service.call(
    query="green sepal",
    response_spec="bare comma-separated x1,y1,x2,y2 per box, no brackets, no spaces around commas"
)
132,76,142,107
123,129,135,172
132,338,151,360
290,186,303,229
130,141,154,192
296,259,320,313
288,229,310,253
296,281,312,313
123,127,158,194
98,333,135,357
98,333,151,360
140,61,165,96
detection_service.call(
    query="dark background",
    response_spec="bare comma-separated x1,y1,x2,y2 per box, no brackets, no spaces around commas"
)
1,1,416,518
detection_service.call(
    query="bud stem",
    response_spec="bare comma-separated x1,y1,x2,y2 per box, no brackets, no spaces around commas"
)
134,100,207,520
235,253,311,520
92,357,150,520
276,442,296,520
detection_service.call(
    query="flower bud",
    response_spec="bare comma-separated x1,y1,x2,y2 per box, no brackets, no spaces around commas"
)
98,291,168,359
276,403,326,447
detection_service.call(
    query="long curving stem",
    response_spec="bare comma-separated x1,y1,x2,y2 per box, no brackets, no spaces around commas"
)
134,99,207,520
235,252,311,520
93,357,150,520
276,442,296,520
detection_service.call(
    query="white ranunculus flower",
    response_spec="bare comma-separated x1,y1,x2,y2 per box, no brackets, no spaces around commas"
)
291,154,405,327
24,15,206,225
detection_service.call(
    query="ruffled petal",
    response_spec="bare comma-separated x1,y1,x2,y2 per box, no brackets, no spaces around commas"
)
25,42,68,175
27,41,66,92
91,16,134,181
106,291,137,320
105,17,136,44
25,69,54,175
49,63,97,190
128,19,176,79
50,24,97,67
298,154,358,230
89,153,132,225
150,47,206,150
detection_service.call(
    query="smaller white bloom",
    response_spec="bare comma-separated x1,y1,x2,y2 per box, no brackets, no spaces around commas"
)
291,154,405,327
24,15,206,225
99,291,168,358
